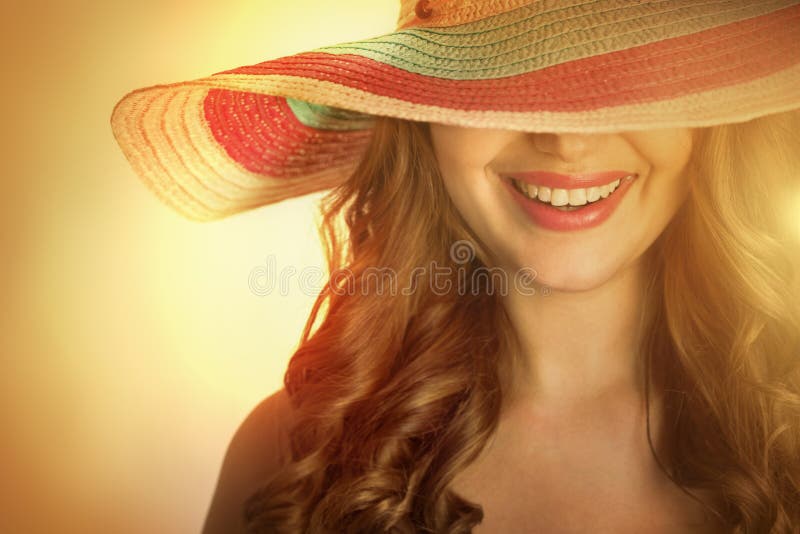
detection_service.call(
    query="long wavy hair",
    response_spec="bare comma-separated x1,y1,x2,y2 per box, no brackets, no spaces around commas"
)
243,110,800,533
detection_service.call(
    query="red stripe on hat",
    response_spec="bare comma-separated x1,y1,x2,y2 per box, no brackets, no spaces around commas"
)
204,91,370,177
223,4,800,112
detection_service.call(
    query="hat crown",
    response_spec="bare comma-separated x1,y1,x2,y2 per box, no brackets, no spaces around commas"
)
397,0,531,29
111,0,800,220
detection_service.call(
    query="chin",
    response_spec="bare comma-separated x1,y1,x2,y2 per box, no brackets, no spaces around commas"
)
518,253,621,294
539,272,613,293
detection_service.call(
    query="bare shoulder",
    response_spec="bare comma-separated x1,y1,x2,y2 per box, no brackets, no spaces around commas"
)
201,388,294,534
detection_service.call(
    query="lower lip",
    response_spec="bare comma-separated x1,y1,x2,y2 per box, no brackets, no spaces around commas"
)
502,176,637,232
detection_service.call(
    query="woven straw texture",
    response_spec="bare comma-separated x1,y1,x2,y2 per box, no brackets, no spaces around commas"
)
110,0,800,221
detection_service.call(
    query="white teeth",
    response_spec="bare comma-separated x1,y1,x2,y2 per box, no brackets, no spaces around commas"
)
550,188,569,206
568,188,587,206
512,175,634,207
537,186,552,202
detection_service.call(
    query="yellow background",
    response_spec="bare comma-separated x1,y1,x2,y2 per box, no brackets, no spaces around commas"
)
1,2,395,533
4,2,800,533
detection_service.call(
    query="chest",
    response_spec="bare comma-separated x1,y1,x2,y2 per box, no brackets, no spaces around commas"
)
450,464,715,533
447,407,720,533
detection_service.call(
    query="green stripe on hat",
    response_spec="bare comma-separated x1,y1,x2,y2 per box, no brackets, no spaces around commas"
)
286,98,375,131
313,0,797,80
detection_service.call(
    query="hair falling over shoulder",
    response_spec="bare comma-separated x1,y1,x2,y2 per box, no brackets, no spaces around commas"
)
243,112,800,533
650,110,800,532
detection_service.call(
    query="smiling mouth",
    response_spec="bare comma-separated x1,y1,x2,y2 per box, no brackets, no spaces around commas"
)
508,175,635,211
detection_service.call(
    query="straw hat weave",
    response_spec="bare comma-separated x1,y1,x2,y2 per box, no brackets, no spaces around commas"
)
110,0,800,221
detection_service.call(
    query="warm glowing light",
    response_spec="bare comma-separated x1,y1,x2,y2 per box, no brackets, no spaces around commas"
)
7,2,396,533
792,188,800,242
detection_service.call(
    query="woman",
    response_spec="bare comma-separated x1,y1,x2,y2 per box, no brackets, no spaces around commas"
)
111,1,800,532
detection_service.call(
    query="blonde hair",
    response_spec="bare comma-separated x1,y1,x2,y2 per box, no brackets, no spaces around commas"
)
651,110,800,530
244,110,800,532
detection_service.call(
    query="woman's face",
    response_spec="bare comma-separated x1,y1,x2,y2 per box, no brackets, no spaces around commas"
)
429,126,695,291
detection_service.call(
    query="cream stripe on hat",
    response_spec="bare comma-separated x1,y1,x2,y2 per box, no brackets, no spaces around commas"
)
111,0,800,220
327,0,796,80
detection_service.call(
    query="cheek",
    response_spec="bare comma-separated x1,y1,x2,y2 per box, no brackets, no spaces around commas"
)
661,133,694,201
612,131,694,249
430,127,515,248
431,128,503,213
627,129,695,210
630,129,694,174
431,126,515,178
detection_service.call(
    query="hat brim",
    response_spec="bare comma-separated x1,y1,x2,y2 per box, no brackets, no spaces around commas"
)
111,1,800,221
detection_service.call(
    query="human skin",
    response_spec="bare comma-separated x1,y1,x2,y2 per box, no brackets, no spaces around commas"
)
428,126,695,405
430,126,712,531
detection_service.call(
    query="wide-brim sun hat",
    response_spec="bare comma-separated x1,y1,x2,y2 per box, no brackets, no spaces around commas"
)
110,0,800,222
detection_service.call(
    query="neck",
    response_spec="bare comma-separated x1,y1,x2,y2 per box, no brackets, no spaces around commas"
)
501,258,651,409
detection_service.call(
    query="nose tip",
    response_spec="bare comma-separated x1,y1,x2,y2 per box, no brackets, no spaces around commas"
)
532,132,596,163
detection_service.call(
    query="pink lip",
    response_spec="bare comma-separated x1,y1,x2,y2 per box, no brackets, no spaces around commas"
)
501,170,635,189
500,171,639,232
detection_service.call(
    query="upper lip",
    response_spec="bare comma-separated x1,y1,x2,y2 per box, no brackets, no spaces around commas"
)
500,170,637,189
